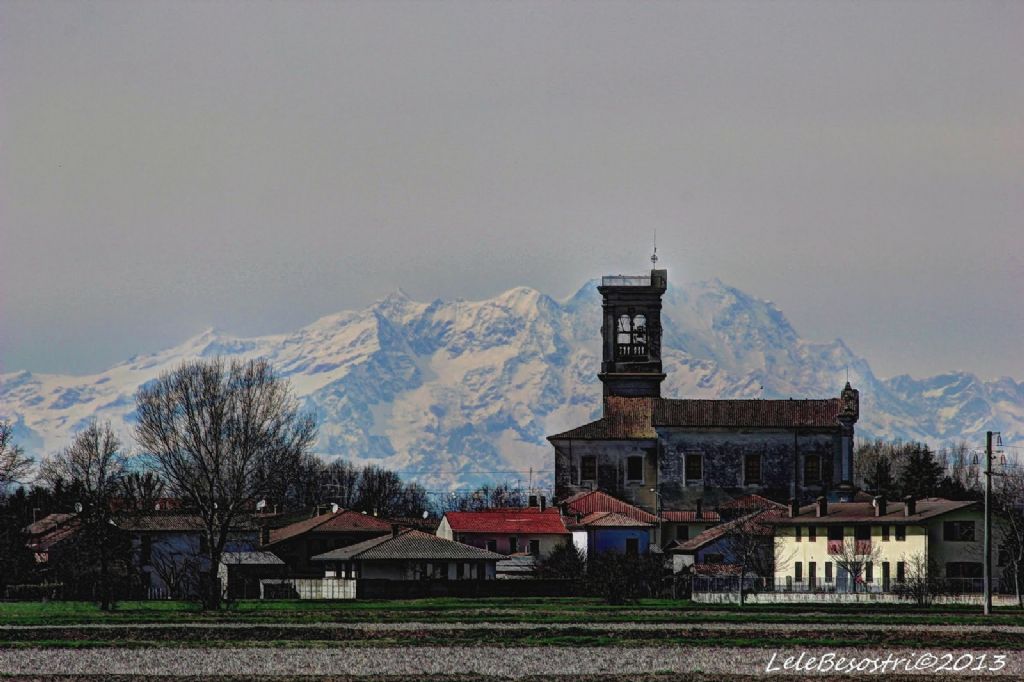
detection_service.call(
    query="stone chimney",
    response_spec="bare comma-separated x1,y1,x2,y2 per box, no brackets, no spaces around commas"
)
540,496,547,512
529,494,538,508
904,496,916,517
788,498,800,518
695,499,703,520
873,495,887,517
391,523,401,538
815,496,828,518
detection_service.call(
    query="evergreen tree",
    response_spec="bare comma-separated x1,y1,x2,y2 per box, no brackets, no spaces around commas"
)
897,444,944,500
864,457,898,498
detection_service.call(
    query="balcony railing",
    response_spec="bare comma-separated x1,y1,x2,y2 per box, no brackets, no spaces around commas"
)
602,275,651,287
616,343,648,359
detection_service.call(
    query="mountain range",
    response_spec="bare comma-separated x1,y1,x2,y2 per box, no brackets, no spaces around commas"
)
2,278,1021,489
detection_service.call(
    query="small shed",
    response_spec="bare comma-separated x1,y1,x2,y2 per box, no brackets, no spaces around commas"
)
218,551,287,600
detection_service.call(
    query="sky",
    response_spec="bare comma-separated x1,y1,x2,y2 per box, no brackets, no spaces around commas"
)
1,0,1022,381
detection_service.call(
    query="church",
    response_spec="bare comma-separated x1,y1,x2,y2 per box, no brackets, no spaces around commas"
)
548,267,860,515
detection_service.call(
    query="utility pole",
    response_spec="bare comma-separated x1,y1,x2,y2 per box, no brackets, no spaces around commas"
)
984,430,993,616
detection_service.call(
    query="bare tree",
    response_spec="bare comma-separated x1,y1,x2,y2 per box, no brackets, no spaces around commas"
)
134,357,316,609
148,545,201,600
119,471,166,512
894,552,939,606
994,467,1024,607
830,536,883,594
39,421,127,610
720,510,790,604
0,421,32,493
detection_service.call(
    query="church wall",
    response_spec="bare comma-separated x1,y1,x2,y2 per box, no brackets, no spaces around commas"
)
553,440,659,513
656,429,842,509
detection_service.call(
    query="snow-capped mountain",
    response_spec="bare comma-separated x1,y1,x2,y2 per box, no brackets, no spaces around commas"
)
2,279,1021,488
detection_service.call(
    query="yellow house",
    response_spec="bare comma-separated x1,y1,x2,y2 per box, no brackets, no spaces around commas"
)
771,496,997,593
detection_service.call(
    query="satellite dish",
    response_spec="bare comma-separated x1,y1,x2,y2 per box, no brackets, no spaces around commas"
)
74,502,83,513
256,499,267,511
361,511,367,515
422,510,429,519
154,502,161,511
330,503,339,514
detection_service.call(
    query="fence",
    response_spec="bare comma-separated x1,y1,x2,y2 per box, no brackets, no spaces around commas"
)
694,576,1001,596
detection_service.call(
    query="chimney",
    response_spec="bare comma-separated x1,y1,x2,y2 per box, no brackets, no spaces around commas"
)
788,498,799,518
391,523,401,538
540,496,547,512
695,499,703,520
260,527,270,546
815,496,827,518
873,495,887,517
529,494,538,508
904,496,916,517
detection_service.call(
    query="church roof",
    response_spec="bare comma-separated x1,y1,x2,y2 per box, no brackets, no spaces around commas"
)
548,396,845,441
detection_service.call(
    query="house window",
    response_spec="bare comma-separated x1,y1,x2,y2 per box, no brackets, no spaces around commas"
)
895,525,906,541
486,539,497,552
704,552,724,564
744,454,762,485
943,521,975,542
882,562,891,589
854,526,870,541
825,562,833,582
794,562,803,582
625,538,639,555
803,454,821,484
947,562,983,579
827,526,843,542
626,456,644,483
685,453,703,482
529,540,540,556
508,537,518,554
896,561,906,583
808,526,816,542
795,526,802,542
580,456,597,482
808,562,817,588
140,535,152,565
865,561,873,582
882,525,890,542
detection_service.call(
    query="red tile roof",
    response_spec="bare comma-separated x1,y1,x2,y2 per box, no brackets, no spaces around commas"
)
672,509,779,553
718,494,786,512
572,511,653,528
769,498,977,525
443,508,569,535
267,509,393,545
660,510,721,523
561,490,659,524
549,396,845,440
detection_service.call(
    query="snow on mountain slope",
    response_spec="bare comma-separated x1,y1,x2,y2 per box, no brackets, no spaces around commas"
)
2,279,1021,488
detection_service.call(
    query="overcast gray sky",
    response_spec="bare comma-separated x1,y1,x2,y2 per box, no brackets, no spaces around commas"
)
2,1,1021,380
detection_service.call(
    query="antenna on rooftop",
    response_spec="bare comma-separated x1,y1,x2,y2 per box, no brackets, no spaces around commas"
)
650,230,658,268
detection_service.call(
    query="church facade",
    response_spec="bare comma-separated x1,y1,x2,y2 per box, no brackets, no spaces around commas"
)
548,268,859,515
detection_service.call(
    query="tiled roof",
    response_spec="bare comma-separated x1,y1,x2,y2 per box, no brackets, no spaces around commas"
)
572,511,652,528
718,494,786,512
548,397,657,440
23,513,75,536
562,490,659,524
672,510,778,553
549,396,845,441
115,513,258,532
311,529,506,561
267,509,393,545
770,498,978,525
220,551,285,566
443,508,569,535
660,510,721,523
654,398,844,429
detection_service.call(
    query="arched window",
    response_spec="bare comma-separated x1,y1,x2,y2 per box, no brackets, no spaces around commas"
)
615,312,648,358
617,315,632,345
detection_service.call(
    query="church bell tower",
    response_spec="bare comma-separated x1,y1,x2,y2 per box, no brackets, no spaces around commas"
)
597,268,667,398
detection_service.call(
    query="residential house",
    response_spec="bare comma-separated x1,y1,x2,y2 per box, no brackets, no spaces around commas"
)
667,508,779,576
769,496,994,593
437,507,570,559
311,527,505,581
118,512,260,598
261,508,393,576
660,508,721,547
561,490,658,555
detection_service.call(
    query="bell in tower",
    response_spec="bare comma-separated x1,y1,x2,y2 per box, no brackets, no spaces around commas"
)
597,268,667,397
